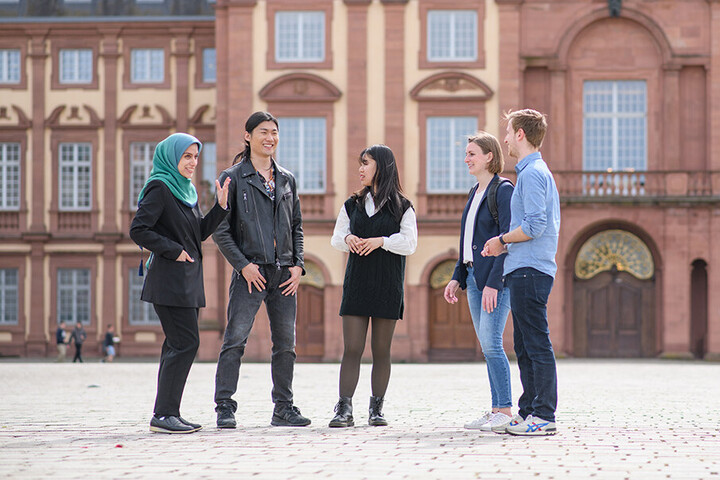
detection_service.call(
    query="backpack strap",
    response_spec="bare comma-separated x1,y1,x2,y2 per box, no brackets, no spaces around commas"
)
488,177,513,225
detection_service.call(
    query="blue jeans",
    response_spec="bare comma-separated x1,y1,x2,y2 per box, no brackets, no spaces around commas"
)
466,267,512,409
506,267,557,422
214,265,297,412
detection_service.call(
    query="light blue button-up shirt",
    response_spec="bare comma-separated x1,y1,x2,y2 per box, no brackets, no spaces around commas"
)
503,152,561,278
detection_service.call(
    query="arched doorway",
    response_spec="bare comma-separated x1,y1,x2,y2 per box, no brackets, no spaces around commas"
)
296,260,325,362
690,259,708,359
427,260,478,361
572,229,656,357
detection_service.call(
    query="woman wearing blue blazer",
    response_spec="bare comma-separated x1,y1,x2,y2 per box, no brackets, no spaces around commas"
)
444,131,515,433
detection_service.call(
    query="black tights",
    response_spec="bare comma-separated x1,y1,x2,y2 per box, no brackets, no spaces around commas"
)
338,315,397,398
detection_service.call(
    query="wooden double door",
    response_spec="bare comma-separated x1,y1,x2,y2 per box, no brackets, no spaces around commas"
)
573,269,655,357
295,284,325,362
428,287,480,361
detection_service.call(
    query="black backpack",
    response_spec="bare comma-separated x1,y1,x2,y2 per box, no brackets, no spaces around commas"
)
468,176,513,225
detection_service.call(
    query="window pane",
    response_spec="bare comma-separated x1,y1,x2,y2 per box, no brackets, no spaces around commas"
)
57,269,91,325
128,269,160,325
0,269,18,325
130,142,155,209
0,143,20,210
59,49,92,84
59,143,92,210
278,117,326,193
202,48,216,83
0,49,21,84
428,10,477,61
427,116,477,192
276,11,324,62
131,49,164,83
583,80,646,172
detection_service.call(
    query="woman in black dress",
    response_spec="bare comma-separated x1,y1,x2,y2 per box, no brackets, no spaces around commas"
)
328,145,417,428
130,133,230,434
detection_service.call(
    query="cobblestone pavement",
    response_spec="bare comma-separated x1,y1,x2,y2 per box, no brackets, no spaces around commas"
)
1,359,719,479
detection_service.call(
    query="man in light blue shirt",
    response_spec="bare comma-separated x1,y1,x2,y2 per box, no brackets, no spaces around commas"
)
482,109,560,436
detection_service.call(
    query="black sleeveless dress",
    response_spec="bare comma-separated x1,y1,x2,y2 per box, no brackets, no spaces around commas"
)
339,196,411,320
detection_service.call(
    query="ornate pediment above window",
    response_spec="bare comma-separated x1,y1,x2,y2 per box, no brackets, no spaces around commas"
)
410,72,493,102
118,105,175,130
259,73,342,103
0,105,32,130
45,105,103,130
189,105,216,129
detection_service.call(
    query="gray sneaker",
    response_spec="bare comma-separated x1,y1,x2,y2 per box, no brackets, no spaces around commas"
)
506,415,557,436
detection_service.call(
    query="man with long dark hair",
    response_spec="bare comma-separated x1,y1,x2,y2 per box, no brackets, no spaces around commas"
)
212,111,310,428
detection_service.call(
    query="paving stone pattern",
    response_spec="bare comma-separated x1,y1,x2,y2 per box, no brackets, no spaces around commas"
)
1,360,719,479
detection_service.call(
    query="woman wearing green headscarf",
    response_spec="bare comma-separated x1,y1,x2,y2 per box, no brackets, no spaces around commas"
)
130,133,230,434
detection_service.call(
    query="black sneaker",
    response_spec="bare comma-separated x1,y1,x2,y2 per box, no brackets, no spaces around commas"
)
150,415,198,434
178,417,202,430
271,405,311,427
216,407,237,429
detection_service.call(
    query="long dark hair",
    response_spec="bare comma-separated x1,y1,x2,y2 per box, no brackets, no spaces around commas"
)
232,111,279,165
353,144,411,223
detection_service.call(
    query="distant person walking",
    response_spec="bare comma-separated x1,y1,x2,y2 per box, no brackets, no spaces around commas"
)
69,322,86,363
328,144,417,428
482,109,560,436
130,132,230,434
55,321,68,362
103,324,117,363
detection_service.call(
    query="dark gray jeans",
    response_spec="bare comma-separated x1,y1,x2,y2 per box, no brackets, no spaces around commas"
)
214,265,297,412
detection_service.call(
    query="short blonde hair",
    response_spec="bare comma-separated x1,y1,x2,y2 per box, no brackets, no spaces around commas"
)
467,131,504,174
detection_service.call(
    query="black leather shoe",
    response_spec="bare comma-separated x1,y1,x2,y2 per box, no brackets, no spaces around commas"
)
329,396,354,428
369,396,388,426
178,417,202,430
150,415,198,434
271,405,311,426
216,407,237,429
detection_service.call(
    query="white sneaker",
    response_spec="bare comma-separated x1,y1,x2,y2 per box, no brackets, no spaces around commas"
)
464,411,493,430
506,414,557,436
479,412,512,432
495,413,524,434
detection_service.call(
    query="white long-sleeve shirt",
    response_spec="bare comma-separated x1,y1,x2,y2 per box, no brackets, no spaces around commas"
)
331,193,418,256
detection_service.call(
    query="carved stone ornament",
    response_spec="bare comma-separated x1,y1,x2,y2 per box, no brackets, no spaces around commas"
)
575,229,654,280
259,73,341,103
410,72,493,102
429,260,457,289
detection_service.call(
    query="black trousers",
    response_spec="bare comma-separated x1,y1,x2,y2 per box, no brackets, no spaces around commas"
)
72,344,83,362
153,304,200,417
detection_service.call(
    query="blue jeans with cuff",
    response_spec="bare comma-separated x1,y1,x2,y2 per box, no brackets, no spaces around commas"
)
466,266,512,409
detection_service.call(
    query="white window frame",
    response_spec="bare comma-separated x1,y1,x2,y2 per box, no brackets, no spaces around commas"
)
128,268,160,325
129,142,156,210
59,49,93,84
57,268,91,326
427,10,477,62
202,48,216,83
275,11,325,63
0,268,18,325
131,48,164,84
0,49,20,84
583,80,647,172
278,117,326,193
59,142,92,211
0,142,20,210
426,116,478,193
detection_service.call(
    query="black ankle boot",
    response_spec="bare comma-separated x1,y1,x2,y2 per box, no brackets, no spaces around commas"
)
369,396,387,426
329,396,354,428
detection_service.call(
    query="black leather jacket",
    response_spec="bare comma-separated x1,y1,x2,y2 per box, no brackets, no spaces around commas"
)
212,159,304,273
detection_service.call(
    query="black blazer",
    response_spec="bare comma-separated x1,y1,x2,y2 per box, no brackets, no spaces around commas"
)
129,180,229,308
451,175,514,291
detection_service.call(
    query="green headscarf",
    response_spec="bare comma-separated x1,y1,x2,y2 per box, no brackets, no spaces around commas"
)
137,132,202,208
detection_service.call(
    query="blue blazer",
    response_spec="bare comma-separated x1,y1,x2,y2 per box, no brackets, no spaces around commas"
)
451,174,514,291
